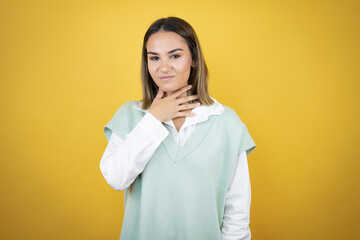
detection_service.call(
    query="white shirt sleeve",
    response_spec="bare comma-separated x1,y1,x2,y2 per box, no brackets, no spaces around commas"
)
221,151,252,240
99,112,169,191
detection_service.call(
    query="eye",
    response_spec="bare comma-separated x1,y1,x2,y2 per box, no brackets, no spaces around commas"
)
149,56,159,61
170,54,180,59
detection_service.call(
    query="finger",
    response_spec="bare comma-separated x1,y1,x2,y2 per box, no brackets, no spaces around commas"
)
172,85,192,99
175,111,196,118
155,88,164,99
177,95,199,104
178,102,200,111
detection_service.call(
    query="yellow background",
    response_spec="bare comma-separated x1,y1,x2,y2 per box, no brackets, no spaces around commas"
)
1,0,359,239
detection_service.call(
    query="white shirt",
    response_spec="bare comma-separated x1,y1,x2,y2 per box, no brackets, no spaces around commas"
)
100,97,251,240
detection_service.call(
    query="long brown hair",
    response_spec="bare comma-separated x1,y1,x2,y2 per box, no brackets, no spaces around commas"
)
140,16,214,109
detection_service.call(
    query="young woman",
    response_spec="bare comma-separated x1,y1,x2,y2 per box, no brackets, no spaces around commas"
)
100,17,256,240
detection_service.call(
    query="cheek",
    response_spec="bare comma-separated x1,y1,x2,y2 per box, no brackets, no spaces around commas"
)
176,58,191,73
147,63,156,75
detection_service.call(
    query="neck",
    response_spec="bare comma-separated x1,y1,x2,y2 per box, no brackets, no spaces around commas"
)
164,90,188,99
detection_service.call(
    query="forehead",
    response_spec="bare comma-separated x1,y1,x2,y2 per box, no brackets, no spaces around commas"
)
146,31,188,51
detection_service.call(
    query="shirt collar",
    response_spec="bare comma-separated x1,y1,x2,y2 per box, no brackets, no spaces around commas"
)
133,96,224,127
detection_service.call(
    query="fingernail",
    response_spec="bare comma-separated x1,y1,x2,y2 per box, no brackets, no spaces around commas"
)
188,85,192,88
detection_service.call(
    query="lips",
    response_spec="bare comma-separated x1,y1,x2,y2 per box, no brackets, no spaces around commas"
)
160,76,175,81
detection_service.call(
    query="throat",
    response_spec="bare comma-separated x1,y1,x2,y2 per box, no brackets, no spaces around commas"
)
172,117,186,132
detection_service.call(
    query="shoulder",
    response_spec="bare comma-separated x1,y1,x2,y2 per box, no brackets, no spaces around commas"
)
207,97,246,129
218,103,246,128
118,100,141,110
107,100,143,124
112,100,146,128
211,99,256,154
113,100,142,115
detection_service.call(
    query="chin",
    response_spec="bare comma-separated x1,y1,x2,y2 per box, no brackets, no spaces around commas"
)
161,87,177,94
157,83,180,92
167,85,185,92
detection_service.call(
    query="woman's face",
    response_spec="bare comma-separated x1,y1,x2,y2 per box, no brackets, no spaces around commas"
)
146,31,193,96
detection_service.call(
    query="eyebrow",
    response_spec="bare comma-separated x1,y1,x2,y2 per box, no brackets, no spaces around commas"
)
147,48,183,55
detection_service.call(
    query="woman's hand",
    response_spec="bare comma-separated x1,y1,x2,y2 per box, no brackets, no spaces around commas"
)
149,85,200,123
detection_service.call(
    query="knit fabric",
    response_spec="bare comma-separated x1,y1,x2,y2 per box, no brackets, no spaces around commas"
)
104,101,256,240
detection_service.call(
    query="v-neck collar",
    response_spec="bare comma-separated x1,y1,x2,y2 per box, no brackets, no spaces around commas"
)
161,116,217,163
132,97,224,164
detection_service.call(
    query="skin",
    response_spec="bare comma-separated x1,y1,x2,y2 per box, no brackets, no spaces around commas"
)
147,31,200,131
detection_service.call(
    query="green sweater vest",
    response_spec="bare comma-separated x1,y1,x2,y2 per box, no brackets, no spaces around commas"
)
104,101,256,240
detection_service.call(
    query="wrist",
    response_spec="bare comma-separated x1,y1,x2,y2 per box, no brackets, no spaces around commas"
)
148,110,163,123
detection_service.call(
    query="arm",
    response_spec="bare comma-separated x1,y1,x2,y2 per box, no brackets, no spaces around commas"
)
99,112,168,191
221,151,252,240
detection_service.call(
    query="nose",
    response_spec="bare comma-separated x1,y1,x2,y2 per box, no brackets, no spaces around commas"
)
160,59,171,72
